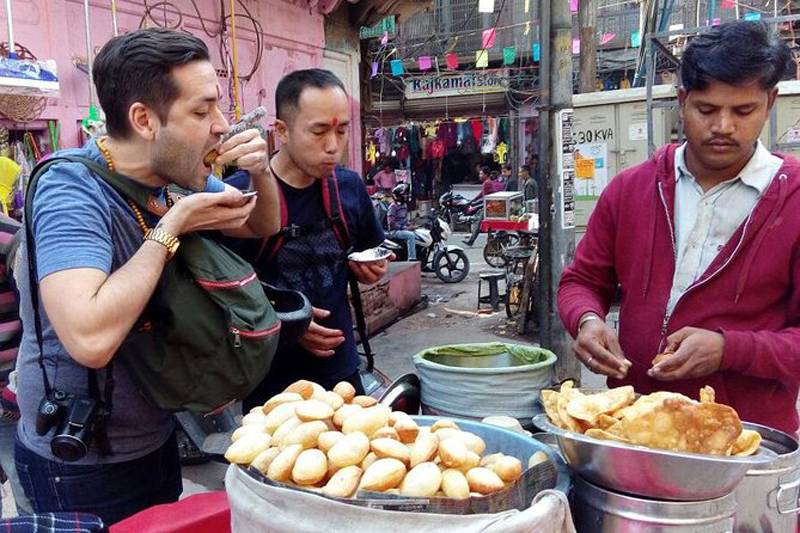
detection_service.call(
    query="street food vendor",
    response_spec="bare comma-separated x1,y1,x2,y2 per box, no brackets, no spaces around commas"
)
558,21,800,434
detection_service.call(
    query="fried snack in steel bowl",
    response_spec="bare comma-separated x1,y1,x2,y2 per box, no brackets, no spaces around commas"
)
539,384,758,457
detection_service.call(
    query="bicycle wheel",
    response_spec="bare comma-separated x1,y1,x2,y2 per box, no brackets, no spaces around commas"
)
483,233,519,268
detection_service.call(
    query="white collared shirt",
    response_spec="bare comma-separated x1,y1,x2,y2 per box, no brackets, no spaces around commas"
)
667,141,782,314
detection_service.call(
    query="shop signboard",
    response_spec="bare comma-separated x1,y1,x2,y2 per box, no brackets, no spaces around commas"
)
405,69,509,100
360,16,396,40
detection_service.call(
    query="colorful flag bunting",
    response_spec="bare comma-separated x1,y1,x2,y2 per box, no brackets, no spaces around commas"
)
370,62,379,78
390,59,404,76
631,30,641,48
418,56,432,70
475,49,489,68
502,46,516,65
482,28,497,49
600,33,616,45
445,52,459,69
478,0,494,13
532,42,541,62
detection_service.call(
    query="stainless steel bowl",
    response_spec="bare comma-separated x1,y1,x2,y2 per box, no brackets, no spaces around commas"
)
531,414,772,501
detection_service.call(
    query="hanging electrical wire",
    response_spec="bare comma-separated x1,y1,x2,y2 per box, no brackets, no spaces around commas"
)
228,0,241,120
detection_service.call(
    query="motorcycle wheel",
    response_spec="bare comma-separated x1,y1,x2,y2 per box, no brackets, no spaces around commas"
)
483,233,520,268
433,249,470,283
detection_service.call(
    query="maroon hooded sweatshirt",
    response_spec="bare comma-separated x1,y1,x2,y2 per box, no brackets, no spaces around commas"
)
558,144,800,434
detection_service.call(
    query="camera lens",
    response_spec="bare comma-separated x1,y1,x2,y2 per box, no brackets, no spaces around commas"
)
51,435,88,462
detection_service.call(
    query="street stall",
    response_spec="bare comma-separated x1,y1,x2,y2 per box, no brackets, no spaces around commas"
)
222,378,576,532
364,112,515,205
533,382,800,531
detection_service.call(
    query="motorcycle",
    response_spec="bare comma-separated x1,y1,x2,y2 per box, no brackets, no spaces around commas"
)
438,190,483,229
384,210,470,284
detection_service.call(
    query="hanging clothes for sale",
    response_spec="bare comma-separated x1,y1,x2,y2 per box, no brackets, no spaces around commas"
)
424,123,438,138
408,125,421,154
430,138,446,159
375,128,390,155
482,117,498,154
461,133,478,154
438,122,458,149
471,118,484,143
366,141,378,166
499,118,511,144
493,142,509,165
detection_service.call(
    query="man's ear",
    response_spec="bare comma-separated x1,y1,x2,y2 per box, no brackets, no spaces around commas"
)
128,102,158,141
678,87,688,121
767,87,779,111
274,119,289,144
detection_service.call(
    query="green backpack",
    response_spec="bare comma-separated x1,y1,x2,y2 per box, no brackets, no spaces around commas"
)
25,155,280,413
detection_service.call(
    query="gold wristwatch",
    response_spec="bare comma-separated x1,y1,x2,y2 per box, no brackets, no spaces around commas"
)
144,227,180,259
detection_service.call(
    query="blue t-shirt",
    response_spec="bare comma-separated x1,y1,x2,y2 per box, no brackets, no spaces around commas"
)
15,140,174,464
238,167,384,388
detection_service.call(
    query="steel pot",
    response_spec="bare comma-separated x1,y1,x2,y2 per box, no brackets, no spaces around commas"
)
734,422,800,532
571,475,736,532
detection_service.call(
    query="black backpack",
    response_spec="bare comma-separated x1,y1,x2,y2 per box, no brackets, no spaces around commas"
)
254,170,375,371
25,155,281,413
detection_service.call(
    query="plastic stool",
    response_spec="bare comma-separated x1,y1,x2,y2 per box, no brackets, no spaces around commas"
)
477,270,506,311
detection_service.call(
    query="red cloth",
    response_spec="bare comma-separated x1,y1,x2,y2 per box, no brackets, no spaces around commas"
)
471,119,483,143
480,219,529,232
110,492,230,533
558,144,800,434
430,139,445,159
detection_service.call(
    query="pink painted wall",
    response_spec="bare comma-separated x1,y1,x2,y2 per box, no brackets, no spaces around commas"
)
1,0,362,172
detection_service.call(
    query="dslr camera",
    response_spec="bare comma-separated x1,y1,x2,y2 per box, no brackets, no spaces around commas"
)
36,390,105,462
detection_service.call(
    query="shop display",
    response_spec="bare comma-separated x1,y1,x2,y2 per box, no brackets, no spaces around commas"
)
225,379,541,499
483,191,524,220
541,381,761,456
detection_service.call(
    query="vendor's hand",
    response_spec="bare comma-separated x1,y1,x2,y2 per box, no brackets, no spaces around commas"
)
212,128,268,177
648,327,724,381
299,307,345,357
158,188,256,236
349,253,395,285
573,316,631,380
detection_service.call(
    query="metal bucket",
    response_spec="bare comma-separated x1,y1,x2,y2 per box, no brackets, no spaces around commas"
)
415,343,555,432
734,422,800,532
571,475,736,532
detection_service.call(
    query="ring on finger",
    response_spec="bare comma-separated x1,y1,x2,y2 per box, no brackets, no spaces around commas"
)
586,356,594,367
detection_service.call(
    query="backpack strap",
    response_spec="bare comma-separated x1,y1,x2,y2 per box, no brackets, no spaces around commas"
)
254,182,288,265
24,155,122,455
321,171,351,253
320,170,375,373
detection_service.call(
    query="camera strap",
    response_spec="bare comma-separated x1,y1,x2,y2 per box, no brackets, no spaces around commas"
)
26,157,116,456
88,366,113,457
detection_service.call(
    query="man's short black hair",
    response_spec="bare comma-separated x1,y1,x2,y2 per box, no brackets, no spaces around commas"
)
275,68,346,122
93,28,210,138
520,165,531,174
681,21,791,92
502,164,512,172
